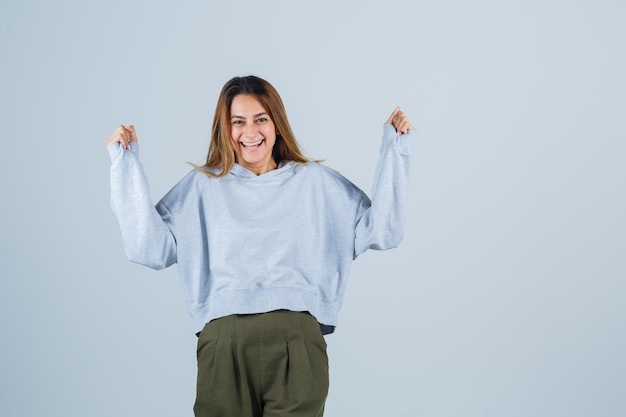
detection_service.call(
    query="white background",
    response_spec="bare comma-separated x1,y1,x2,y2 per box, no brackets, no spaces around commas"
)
1,1,624,416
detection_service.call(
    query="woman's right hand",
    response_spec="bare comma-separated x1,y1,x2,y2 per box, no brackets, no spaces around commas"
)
385,107,415,135
105,125,137,150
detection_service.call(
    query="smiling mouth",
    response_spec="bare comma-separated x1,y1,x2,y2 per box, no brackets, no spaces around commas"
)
240,139,264,149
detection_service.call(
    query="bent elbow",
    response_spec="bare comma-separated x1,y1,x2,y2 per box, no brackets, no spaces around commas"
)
376,231,405,251
354,230,405,259
387,235,405,250
125,246,173,271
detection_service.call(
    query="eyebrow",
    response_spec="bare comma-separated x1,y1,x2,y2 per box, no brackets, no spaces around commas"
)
230,112,269,119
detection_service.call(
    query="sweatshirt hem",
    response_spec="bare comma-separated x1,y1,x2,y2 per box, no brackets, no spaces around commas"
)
188,287,342,335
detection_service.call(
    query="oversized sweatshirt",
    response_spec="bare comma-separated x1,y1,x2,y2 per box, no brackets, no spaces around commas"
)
108,124,415,335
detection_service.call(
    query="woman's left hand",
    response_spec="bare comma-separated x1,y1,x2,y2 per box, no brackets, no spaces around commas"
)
385,107,415,135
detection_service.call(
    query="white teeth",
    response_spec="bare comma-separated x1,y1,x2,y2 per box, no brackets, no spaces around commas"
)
241,140,263,147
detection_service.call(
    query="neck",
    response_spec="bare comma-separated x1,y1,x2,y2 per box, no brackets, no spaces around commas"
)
240,159,278,176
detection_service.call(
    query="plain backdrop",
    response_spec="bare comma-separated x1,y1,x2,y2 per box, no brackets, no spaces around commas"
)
1,1,624,416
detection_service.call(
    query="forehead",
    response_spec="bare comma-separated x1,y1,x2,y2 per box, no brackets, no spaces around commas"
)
230,94,267,116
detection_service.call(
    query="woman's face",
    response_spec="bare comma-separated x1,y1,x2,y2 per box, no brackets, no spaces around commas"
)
229,94,277,175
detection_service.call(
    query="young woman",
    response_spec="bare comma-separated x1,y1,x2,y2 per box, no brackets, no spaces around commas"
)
105,75,415,417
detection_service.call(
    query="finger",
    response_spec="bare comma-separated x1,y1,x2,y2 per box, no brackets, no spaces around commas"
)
391,111,405,125
121,125,137,148
105,126,126,146
385,106,400,125
128,125,138,142
119,126,132,149
105,126,133,149
394,114,414,134
401,121,414,134
392,112,408,134
118,133,130,149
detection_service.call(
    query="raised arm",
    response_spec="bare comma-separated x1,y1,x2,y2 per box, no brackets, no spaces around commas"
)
354,108,416,257
106,125,177,270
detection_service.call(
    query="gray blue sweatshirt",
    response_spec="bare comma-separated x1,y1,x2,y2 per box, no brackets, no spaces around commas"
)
108,124,415,335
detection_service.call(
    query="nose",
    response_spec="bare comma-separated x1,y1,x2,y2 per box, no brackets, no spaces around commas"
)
243,123,257,138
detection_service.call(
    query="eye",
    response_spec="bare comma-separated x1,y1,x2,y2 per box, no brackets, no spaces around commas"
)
256,117,268,123
232,120,244,126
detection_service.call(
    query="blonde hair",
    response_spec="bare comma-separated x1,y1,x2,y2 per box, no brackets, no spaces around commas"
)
196,76,310,177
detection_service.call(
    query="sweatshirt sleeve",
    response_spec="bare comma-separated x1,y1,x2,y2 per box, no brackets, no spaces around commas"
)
107,142,177,270
354,124,415,258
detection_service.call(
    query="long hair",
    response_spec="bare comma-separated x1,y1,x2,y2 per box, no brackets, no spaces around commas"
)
197,75,310,177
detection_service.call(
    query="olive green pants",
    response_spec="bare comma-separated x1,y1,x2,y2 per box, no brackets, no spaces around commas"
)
194,310,329,417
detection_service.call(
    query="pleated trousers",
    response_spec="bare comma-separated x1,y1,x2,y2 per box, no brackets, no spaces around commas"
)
194,310,329,417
